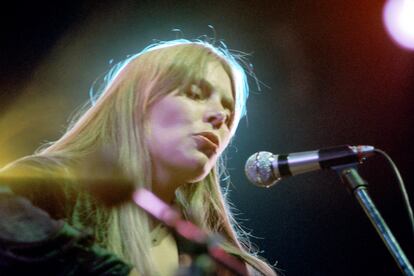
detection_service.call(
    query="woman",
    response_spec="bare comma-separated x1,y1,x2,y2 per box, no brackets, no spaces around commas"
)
0,39,276,275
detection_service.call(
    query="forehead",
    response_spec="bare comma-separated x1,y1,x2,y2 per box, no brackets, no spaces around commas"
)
202,61,235,108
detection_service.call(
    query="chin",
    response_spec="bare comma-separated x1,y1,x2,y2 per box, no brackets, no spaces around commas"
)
177,150,217,183
186,160,215,183
187,171,210,183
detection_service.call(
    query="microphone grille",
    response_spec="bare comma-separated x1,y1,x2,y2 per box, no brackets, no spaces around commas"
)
244,151,280,188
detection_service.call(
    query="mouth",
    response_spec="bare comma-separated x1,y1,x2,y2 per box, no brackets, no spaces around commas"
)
193,132,220,150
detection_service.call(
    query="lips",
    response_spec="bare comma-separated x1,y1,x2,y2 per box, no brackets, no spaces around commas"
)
193,132,220,150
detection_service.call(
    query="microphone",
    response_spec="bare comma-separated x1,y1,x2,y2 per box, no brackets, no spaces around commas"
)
244,145,375,188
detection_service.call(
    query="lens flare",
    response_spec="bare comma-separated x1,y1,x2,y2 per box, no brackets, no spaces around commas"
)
383,0,414,50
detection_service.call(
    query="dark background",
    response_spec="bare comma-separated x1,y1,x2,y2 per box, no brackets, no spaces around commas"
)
1,1,413,275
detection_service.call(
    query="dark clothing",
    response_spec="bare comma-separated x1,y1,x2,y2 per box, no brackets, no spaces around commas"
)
0,157,133,275
0,155,253,276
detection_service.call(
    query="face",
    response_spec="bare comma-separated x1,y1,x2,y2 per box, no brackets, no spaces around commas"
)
145,61,235,188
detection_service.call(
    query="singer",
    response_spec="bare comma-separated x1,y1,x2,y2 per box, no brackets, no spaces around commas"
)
0,39,276,275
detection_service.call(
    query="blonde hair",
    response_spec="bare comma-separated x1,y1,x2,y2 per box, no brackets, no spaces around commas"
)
32,39,276,275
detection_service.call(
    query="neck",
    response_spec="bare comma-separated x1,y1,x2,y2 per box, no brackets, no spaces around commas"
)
152,181,177,205
151,168,185,205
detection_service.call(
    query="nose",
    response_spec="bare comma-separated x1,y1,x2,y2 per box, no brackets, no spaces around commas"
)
205,110,227,129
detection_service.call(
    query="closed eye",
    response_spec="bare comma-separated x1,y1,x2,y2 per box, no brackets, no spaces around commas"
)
185,82,234,127
186,84,204,100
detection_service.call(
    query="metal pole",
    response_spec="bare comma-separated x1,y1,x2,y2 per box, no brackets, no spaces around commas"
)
339,167,414,276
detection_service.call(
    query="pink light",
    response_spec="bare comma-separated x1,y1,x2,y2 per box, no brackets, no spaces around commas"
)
383,0,414,50
132,188,180,225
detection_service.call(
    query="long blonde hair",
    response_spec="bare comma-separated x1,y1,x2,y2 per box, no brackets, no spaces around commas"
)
32,39,276,275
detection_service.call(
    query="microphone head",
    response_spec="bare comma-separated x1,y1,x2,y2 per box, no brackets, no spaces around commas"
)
244,151,281,188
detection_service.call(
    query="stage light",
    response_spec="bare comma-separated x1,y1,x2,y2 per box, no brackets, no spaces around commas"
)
383,0,414,50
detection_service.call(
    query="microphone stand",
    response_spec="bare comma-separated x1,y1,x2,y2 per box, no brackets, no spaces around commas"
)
335,165,414,276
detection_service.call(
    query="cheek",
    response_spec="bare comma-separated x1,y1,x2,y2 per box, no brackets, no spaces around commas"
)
148,97,190,134
152,103,189,128
145,97,198,159
217,130,233,154
149,96,200,129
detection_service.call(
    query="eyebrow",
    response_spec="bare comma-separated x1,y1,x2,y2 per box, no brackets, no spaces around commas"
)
197,79,235,112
